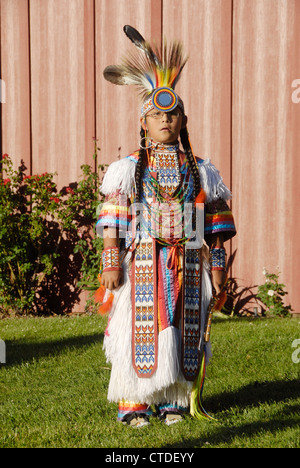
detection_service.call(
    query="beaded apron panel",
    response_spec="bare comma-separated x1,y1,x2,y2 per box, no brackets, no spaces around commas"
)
181,247,202,381
131,237,158,377
131,177,158,378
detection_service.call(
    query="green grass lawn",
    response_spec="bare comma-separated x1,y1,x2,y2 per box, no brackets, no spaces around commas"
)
0,314,299,448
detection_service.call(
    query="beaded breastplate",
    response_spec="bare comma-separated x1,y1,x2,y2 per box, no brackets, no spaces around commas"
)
153,142,181,197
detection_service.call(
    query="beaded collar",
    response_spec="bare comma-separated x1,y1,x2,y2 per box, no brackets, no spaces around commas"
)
146,139,179,171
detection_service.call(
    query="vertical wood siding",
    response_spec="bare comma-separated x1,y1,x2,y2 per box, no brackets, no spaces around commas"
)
231,0,300,314
1,0,299,313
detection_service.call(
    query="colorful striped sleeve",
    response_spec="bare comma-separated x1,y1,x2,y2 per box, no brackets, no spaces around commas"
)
96,190,131,235
205,198,236,241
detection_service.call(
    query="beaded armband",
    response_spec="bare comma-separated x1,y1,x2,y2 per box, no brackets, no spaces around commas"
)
210,247,226,271
102,246,122,273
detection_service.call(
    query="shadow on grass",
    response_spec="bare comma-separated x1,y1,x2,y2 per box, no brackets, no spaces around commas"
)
166,410,300,448
205,378,300,413
164,378,300,448
3,333,104,367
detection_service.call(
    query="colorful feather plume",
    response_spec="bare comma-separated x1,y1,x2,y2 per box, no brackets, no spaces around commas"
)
103,25,188,100
190,345,218,421
190,290,227,421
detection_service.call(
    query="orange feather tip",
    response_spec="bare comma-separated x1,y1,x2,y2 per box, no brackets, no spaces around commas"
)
94,284,106,304
195,189,206,204
98,292,114,315
214,291,227,311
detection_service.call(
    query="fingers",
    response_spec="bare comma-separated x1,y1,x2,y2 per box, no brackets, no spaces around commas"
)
101,271,123,290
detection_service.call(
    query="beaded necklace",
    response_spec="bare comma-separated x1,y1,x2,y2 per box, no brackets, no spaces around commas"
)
137,140,196,247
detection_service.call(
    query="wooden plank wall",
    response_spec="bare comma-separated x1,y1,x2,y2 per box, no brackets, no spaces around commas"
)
232,0,300,315
1,0,299,314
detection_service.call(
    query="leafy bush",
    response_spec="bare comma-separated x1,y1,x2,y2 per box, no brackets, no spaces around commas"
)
257,268,292,317
0,144,105,317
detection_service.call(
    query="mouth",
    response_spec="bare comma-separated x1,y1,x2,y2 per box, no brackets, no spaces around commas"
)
160,127,171,131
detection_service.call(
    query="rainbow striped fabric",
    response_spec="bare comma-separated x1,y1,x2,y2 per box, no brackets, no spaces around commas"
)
117,401,153,421
97,153,236,242
205,211,235,238
97,190,131,234
204,198,235,241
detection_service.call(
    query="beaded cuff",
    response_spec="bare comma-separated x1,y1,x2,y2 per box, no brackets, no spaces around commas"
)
210,247,226,271
102,246,122,273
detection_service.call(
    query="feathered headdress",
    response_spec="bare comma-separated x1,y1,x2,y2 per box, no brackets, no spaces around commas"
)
103,25,188,116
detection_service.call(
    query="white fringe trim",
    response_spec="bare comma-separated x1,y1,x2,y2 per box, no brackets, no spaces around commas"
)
103,251,213,406
100,156,231,203
100,157,136,197
198,159,232,203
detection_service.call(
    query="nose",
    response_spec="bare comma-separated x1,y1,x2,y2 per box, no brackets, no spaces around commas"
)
161,112,171,122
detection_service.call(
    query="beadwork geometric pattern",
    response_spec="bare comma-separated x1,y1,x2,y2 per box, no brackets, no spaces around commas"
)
182,248,202,380
132,146,202,380
132,239,157,377
155,150,181,197
102,246,121,272
210,247,226,270
152,87,178,112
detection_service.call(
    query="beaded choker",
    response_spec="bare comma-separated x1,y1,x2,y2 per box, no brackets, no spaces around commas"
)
147,139,180,152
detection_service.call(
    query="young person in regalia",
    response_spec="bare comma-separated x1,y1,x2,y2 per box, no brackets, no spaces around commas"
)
96,26,236,427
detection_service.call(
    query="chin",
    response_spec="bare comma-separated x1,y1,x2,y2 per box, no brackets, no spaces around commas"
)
159,135,174,144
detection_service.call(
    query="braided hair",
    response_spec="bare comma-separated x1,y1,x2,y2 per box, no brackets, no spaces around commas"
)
134,127,147,204
180,126,202,200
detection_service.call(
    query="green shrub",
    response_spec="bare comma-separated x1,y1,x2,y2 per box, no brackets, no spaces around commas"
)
257,268,292,317
0,144,105,316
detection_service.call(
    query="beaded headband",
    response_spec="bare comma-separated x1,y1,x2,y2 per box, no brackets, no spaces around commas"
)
103,25,187,117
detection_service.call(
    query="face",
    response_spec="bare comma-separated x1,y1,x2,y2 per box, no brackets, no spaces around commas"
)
141,108,187,145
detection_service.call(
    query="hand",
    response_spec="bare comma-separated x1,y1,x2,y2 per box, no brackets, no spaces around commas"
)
101,270,123,290
211,269,227,296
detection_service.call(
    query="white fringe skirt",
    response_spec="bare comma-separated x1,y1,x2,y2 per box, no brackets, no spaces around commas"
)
103,252,212,407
